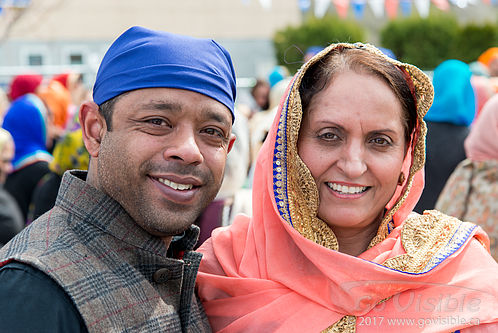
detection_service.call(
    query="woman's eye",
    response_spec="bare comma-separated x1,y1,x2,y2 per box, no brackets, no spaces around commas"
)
318,132,339,140
371,137,390,145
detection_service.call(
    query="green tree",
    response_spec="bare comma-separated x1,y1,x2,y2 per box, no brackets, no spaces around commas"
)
381,14,459,69
452,23,498,63
273,17,365,74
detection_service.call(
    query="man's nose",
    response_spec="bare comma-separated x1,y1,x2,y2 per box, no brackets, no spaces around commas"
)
163,129,204,165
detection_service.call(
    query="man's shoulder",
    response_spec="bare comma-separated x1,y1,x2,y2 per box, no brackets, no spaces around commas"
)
0,262,88,333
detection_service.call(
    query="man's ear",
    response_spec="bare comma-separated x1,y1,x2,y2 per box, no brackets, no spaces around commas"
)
79,101,106,158
227,134,236,154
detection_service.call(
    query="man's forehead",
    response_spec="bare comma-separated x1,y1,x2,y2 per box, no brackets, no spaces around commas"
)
119,88,233,124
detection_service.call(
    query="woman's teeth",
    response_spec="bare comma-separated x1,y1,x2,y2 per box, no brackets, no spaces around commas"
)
158,178,193,190
327,183,367,194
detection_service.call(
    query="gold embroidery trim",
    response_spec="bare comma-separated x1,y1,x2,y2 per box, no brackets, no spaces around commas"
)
322,316,356,333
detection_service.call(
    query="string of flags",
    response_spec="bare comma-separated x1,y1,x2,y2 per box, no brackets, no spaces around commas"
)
244,0,497,19
0,0,31,15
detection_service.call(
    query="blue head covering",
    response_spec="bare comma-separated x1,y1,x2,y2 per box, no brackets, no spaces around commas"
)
268,66,289,88
2,94,52,170
378,47,397,60
424,59,476,126
93,26,237,121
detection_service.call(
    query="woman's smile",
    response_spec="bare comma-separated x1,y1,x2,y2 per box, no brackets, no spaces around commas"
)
325,182,369,195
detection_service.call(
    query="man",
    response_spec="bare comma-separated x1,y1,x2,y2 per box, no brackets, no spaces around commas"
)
0,26,236,332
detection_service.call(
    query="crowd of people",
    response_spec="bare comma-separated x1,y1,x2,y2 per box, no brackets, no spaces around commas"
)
0,25,496,332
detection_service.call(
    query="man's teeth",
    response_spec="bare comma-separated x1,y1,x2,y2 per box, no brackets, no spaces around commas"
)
327,183,367,194
158,178,193,190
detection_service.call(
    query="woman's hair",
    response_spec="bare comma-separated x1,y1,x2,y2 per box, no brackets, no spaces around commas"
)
299,47,417,142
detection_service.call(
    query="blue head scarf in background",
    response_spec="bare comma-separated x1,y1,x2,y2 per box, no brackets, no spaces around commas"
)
424,59,476,126
93,26,237,122
2,94,52,170
378,47,397,60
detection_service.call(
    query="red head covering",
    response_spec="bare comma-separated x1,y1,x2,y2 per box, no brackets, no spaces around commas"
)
52,73,70,88
8,74,43,102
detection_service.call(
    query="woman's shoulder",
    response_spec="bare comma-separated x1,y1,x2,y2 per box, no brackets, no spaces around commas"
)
396,210,492,273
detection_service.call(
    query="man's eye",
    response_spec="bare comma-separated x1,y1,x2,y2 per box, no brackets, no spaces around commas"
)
203,128,224,137
146,119,166,126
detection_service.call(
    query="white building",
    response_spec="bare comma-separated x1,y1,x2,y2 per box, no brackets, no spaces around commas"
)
0,0,302,90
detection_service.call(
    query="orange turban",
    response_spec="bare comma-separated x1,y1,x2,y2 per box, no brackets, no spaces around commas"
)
477,47,498,67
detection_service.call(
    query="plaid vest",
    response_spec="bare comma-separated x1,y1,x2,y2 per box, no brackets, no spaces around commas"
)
0,170,211,332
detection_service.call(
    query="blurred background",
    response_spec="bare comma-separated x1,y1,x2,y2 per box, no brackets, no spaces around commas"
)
0,0,496,93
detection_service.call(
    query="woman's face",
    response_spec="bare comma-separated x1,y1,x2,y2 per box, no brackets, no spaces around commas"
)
0,139,14,184
297,70,407,232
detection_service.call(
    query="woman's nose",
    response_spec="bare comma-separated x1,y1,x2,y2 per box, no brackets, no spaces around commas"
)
163,129,204,165
336,144,367,178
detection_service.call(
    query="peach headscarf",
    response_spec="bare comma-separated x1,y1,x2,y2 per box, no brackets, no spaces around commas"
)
197,43,498,332
465,94,498,161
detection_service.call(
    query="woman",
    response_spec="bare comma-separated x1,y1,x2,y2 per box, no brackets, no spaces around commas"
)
0,128,23,246
28,128,89,223
477,47,498,78
415,60,476,213
2,92,52,221
196,43,498,332
436,94,498,261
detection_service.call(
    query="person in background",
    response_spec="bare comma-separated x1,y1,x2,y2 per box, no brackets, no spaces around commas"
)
0,88,9,126
7,73,43,102
415,59,476,213
250,78,270,112
249,76,292,165
38,78,72,147
476,47,498,93
471,74,495,119
478,47,498,77
268,65,289,88
303,45,324,62
436,94,498,261
0,25,237,332
52,72,90,131
196,43,498,332
378,46,397,60
39,79,71,129
2,75,53,222
28,128,89,223
0,128,23,247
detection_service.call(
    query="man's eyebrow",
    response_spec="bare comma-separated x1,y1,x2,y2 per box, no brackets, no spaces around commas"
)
138,101,182,112
203,108,231,127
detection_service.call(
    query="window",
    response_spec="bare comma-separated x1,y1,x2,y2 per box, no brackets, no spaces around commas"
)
69,53,83,65
28,54,43,66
